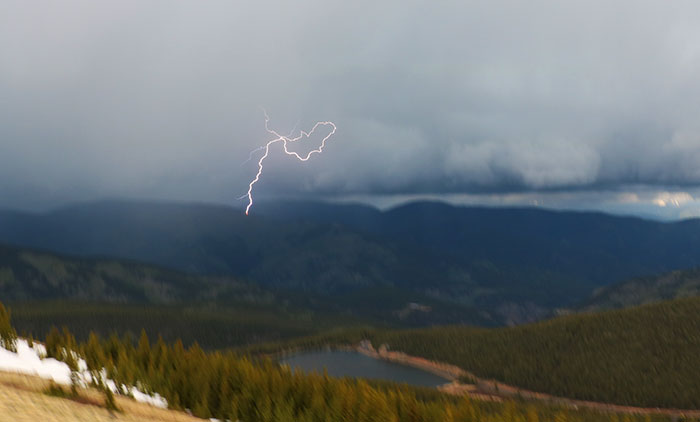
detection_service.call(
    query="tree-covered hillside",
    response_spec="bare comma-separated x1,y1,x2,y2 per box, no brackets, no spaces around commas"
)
0,244,490,343
0,244,263,304
0,301,681,422
581,267,700,312
368,297,700,409
257,296,700,410
255,200,700,291
3,200,700,323
10,302,354,349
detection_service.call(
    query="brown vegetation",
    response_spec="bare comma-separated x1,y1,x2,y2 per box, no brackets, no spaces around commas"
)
0,371,203,422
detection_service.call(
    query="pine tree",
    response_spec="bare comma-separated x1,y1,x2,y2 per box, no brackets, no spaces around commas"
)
63,348,80,397
0,302,17,352
104,382,120,413
525,406,539,422
137,329,151,370
554,410,568,422
83,332,106,387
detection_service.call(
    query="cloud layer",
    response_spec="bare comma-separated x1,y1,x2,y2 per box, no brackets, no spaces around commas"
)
2,1,700,212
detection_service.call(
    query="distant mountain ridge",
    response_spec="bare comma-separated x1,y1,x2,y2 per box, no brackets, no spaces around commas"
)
0,243,489,330
0,242,266,305
2,199,700,324
256,199,700,286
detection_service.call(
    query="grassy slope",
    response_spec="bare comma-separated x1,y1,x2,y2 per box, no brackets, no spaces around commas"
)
0,372,202,422
2,364,676,422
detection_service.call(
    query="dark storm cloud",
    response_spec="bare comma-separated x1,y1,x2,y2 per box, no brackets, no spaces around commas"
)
2,1,700,211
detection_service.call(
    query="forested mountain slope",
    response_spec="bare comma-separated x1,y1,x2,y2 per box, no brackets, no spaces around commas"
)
0,301,681,422
0,244,255,304
581,267,700,312
256,200,700,289
355,297,700,409
0,244,489,344
254,296,700,409
3,200,700,323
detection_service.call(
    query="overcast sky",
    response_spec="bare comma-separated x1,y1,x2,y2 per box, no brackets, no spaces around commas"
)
2,1,700,219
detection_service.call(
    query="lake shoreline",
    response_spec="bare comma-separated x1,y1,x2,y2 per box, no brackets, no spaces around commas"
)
280,347,451,388
273,342,460,385
356,341,700,418
354,340,463,383
277,341,700,418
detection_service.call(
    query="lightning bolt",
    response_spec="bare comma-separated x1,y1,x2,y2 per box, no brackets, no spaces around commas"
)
240,146,266,168
239,122,299,168
242,111,336,215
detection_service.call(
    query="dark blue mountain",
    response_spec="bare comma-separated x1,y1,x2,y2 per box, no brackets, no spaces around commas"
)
2,199,700,324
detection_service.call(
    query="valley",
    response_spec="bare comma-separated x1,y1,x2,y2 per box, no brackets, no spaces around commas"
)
5,3,700,420
2,200,700,421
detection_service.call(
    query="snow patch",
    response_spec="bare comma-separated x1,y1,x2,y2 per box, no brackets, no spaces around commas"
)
0,338,167,409
129,386,168,408
0,339,72,385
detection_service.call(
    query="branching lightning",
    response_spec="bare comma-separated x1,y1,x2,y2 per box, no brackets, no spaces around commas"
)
242,111,336,215
240,122,299,168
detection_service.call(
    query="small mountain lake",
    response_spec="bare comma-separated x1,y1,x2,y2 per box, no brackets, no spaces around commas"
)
280,350,451,387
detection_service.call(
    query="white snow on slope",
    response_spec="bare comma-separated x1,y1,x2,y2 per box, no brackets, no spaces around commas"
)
0,338,167,409
0,339,72,384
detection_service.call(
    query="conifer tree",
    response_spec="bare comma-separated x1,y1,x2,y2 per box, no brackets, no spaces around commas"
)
137,329,151,370
24,320,669,422
554,410,568,422
526,405,539,422
0,301,17,352
63,347,80,397
103,382,119,413
83,332,105,386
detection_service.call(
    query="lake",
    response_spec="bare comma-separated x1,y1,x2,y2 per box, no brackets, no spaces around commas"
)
280,350,450,387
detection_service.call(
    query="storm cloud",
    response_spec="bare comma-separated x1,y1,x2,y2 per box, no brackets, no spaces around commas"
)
2,1,700,214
